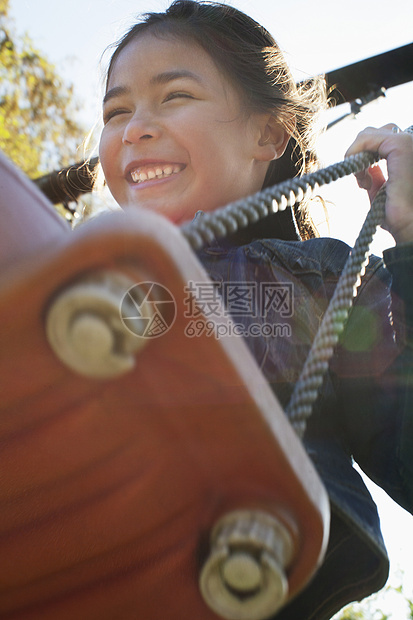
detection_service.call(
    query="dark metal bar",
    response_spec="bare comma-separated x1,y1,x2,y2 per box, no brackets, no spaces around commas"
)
325,42,413,106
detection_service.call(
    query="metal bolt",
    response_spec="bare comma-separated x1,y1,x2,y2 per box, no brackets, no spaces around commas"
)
199,510,295,620
69,312,115,362
222,552,263,593
46,271,152,378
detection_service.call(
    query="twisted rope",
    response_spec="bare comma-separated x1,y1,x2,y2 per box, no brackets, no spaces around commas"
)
286,125,413,436
285,187,386,436
181,151,380,249
181,150,384,434
181,130,413,436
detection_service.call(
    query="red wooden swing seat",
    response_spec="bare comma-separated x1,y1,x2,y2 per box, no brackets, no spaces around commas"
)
0,151,329,620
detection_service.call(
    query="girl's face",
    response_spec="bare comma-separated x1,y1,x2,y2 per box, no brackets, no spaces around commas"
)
99,33,275,224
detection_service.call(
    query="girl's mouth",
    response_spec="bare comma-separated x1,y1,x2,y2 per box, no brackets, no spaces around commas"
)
129,163,185,184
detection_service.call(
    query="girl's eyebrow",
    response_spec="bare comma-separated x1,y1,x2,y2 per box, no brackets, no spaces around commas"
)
103,85,130,105
103,70,203,104
149,70,203,85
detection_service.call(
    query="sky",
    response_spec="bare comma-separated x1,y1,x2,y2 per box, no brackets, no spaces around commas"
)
8,0,413,614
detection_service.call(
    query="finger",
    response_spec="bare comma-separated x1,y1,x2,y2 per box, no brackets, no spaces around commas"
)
344,124,400,159
365,164,386,202
353,168,372,190
353,163,386,200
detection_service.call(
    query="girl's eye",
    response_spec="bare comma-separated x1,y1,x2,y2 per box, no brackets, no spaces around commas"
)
103,108,130,124
163,92,194,103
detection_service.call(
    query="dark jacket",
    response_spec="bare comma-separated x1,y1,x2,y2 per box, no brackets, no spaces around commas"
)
195,226,413,620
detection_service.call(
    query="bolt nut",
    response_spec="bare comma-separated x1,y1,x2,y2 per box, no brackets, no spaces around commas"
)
69,312,115,362
200,510,295,620
46,271,152,378
222,551,263,593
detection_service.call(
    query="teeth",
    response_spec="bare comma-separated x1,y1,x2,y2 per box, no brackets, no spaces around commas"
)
130,164,182,184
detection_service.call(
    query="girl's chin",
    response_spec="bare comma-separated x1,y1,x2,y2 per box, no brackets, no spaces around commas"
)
121,200,192,225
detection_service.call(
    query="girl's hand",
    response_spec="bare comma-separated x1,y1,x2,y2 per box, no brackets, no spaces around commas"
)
345,124,413,244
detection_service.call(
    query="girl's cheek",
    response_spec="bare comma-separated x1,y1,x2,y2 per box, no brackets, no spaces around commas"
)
99,131,117,169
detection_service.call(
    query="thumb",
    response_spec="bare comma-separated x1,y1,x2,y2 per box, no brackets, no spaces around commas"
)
355,163,386,203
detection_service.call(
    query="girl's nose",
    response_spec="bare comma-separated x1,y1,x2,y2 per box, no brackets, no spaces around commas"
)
122,112,161,144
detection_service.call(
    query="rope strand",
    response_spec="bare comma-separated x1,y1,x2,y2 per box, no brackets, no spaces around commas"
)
285,188,386,437
181,151,380,249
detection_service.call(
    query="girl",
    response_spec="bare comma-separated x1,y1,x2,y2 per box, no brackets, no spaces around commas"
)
98,1,413,618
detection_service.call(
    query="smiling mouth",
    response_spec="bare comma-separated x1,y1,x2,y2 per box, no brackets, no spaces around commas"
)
129,163,185,184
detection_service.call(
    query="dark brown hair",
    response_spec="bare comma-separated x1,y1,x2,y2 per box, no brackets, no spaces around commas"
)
105,0,327,239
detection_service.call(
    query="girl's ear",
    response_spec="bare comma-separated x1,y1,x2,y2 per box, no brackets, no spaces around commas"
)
255,116,291,162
